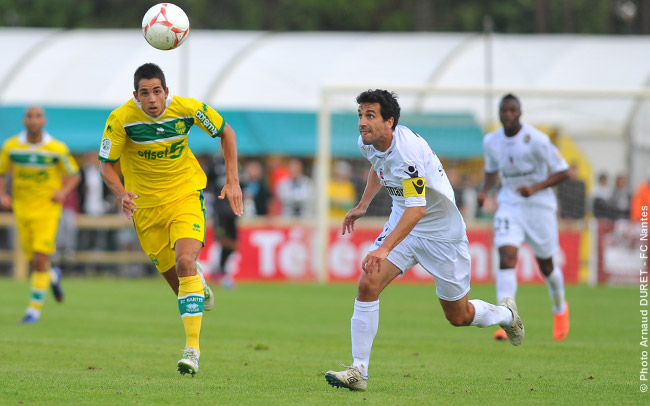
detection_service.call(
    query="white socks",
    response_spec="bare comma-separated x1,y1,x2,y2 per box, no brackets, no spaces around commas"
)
469,299,513,328
351,299,379,377
545,267,566,314
496,268,517,302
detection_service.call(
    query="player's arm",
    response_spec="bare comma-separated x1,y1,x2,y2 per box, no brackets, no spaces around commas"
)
342,168,382,235
52,173,81,204
0,143,11,210
218,123,243,216
516,169,569,198
0,175,11,210
518,135,570,197
99,161,138,220
477,171,498,207
362,205,425,275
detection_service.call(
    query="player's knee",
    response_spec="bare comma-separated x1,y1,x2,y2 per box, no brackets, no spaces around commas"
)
357,278,380,301
499,255,517,269
175,254,196,276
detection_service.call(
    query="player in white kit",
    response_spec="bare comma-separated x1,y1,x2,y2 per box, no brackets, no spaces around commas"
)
324,89,524,392
478,94,570,342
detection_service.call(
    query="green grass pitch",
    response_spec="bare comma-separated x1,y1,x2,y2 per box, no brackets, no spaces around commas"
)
0,278,644,405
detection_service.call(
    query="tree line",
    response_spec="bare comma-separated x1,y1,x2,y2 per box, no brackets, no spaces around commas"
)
2,0,649,34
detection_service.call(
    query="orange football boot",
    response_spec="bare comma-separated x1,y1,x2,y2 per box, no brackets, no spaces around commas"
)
493,328,508,341
553,301,570,341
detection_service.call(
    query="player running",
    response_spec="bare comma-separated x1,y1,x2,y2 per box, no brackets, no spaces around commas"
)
98,63,243,376
478,93,570,342
324,89,524,392
0,106,80,323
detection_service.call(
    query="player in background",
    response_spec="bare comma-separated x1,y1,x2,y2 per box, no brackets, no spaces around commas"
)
0,106,80,323
325,90,524,392
478,94,570,342
99,63,243,376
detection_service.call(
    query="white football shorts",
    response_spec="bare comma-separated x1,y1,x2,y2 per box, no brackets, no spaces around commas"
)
492,203,559,258
369,229,471,302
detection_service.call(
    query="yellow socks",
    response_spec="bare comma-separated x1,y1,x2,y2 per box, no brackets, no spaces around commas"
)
178,275,204,352
26,270,50,319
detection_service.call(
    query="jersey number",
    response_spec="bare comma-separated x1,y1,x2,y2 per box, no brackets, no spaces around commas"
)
169,140,185,159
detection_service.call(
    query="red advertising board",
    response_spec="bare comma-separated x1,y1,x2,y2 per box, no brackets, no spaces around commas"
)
199,224,580,283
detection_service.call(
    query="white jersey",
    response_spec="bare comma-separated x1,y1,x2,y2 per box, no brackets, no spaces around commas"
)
483,123,569,210
359,125,466,242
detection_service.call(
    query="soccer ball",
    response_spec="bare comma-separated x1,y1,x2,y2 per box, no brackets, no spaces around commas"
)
142,3,190,50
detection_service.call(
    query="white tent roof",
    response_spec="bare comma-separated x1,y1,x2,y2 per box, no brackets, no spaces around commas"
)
1,28,649,184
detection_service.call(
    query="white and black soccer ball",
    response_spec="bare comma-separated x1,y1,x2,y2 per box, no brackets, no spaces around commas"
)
142,3,190,50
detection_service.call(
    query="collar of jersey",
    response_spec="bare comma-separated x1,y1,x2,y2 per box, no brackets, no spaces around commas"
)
374,130,397,158
19,130,52,146
132,94,173,120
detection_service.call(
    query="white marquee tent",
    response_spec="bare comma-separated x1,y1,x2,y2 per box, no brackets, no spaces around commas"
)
1,28,649,187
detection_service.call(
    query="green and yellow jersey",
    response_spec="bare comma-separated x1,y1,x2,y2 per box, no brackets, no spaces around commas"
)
99,95,225,208
0,132,79,219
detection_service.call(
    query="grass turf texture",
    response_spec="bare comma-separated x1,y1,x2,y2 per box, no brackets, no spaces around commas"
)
0,278,644,405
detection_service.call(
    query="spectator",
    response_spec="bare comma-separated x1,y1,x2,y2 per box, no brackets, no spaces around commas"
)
206,154,240,289
631,169,650,222
78,151,114,251
460,174,478,220
266,155,290,217
329,160,356,219
610,174,630,220
591,172,612,219
276,158,313,218
56,182,80,263
446,166,464,212
242,159,271,217
556,164,586,220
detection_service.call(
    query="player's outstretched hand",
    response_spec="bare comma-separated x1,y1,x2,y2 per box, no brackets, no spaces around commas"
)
476,191,487,208
220,180,243,217
121,191,138,220
342,206,367,235
51,189,67,204
0,194,11,210
516,185,536,197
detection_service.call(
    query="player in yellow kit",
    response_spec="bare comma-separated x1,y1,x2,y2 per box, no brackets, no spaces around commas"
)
99,63,243,376
0,106,80,324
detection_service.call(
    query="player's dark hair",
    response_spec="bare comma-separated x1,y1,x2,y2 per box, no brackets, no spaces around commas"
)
134,63,167,91
356,89,401,129
500,93,521,110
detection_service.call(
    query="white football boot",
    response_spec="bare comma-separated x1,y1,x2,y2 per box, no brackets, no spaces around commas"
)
500,297,525,346
177,346,200,376
195,262,213,311
325,365,368,391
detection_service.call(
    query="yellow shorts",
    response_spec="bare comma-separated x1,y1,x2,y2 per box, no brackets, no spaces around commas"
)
16,210,61,260
133,191,206,273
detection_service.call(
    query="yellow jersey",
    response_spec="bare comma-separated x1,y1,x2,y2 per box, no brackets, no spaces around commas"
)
0,132,79,219
328,180,357,219
99,95,225,208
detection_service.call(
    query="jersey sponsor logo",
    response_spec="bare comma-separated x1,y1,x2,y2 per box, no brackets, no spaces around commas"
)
99,138,112,158
137,139,185,160
403,177,425,198
106,124,113,133
18,170,49,182
195,110,218,136
385,185,404,197
404,165,419,178
502,168,536,179
524,134,531,143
